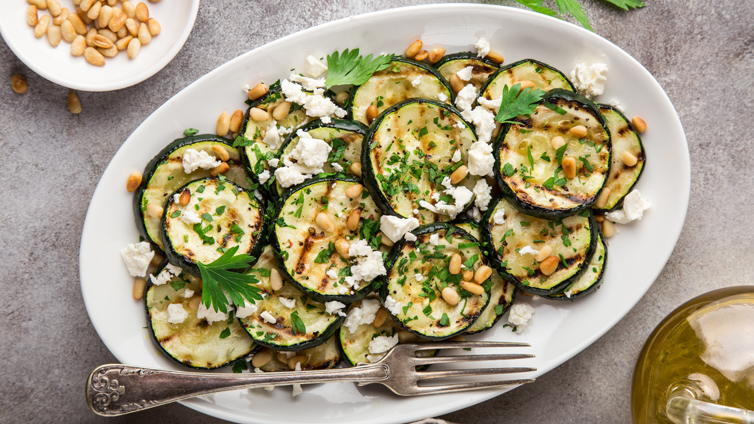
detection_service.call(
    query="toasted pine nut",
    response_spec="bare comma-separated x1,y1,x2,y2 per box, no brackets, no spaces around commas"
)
77,7,93,24
92,34,114,48
540,256,559,276
272,101,291,121
98,28,117,42
132,278,146,300
79,0,94,12
551,135,566,150
275,352,287,363
115,35,133,50
561,156,576,179
621,151,638,167
187,296,201,310
334,238,350,258
85,28,97,46
71,35,86,56
602,220,616,238
125,18,138,36
373,308,390,328
405,39,422,58
414,50,428,61
126,38,140,59
461,281,485,295
345,183,363,199
126,171,142,192
147,18,160,36
86,1,101,20
248,108,269,122
97,5,112,28
535,245,553,262
216,112,230,137
251,350,272,368
366,105,378,124
594,214,604,223
346,208,361,232
116,25,127,39
178,189,191,206
108,0,117,6
46,0,59,13
11,74,28,94
45,25,61,47
380,232,393,247
449,74,464,94
427,47,445,64
270,269,283,291
146,203,163,218
398,330,417,343
449,165,468,185
211,162,229,176
569,125,588,138
448,253,462,275
335,91,349,106
67,13,87,34
229,110,243,133
122,1,135,18
211,145,230,162
109,11,127,32
248,83,268,101
27,5,39,26
34,15,50,38
67,91,82,113
137,22,151,44
288,355,307,370
474,265,493,284
84,46,105,65
150,252,163,266
134,2,149,21
595,187,611,209
27,0,46,9
316,212,335,232
486,50,504,64
462,269,473,281
61,20,76,42
632,116,647,133
441,286,460,306
350,162,362,177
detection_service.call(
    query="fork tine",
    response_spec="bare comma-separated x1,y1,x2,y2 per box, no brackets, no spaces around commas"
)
414,379,537,395
407,341,531,351
412,353,534,366
416,367,537,380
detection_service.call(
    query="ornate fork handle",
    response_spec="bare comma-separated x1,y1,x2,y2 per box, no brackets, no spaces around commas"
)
86,363,389,417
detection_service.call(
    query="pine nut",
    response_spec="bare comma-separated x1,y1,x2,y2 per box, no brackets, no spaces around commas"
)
85,28,97,46
334,238,350,258
132,278,146,300
137,22,151,45
211,145,230,162
449,74,464,94
405,39,422,58
569,125,588,138
126,171,142,192
125,18,138,36
272,101,291,121
150,252,163,266
67,13,87,34
147,18,160,36
448,253,462,274
97,5,112,28
27,0,46,9
474,265,493,284
224,110,242,134
179,189,191,206
211,162,229,176
427,47,445,64
216,112,230,137
115,35,133,51
414,50,428,61
84,46,105,65
87,1,101,20
380,232,393,247
249,107,269,122
316,212,335,232
602,220,616,238
126,38,140,59
116,26,128,39
269,268,283,291
34,15,50,38
346,208,361,232
79,0,94,12
11,74,28,94
561,156,576,179
27,5,39,26
535,245,553,262
461,281,485,296
92,34,114,48
146,203,163,218
61,20,76,42
109,12,127,32
345,183,363,199
72,0,80,6
99,28,117,42
67,91,82,113
134,2,149,22
540,256,559,275
595,187,611,209
107,0,117,6
551,135,566,150
275,352,287,363
188,296,201,310
441,286,460,306
366,105,378,124
122,1,135,18
449,165,468,184
397,331,417,343
251,350,272,368
621,151,638,167
594,214,604,223
288,355,307,370
248,83,268,101
462,269,473,281
350,162,362,177
335,91,349,106
632,116,647,133
486,51,504,64
78,7,93,25
71,35,86,56
373,308,389,328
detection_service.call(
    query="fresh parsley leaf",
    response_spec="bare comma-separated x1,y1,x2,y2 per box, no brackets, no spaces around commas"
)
527,145,534,169
495,83,546,124
503,163,515,177
513,0,558,16
325,49,393,88
219,327,231,339
543,102,568,115
554,0,593,31
439,313,450,326
291,311,306,335
556,144,567,164
232,360,247,373
314,242,336,263
601,0,645,10
197,246,262,314
183,128,199,136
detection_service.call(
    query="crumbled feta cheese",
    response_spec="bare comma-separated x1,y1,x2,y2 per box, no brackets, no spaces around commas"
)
268,158,280,168
289,73,326,91
262,121,281,150
442,176,453,190
473,179,492,212
326,268,338,280
563,288,573,299
431,192,440,201
475,37,491,58
434,185,473,219
172,193,180,204
257,169,270,184
279,297,296,309
415,273,424,282
345,240,387,289
467,206,482,221
419,200,438,213
454,84,477,112
181,149,221,174
120,242,154,277
166,303,188,324
493,207,506,225
303,90,347,120
274,130,332,188
197,303,231,324
570,62,609,98
379,216,420,243
463,106,497,144
183,288,194,298
260,311,277,324
452,149,462,163
343,299,381,333
304,55,328,78
519,246,539,256
607,100,625,112
368,334,399,355
456,66,474,82
429,233,440,246
149,264,181,286
331,162,343,172
605,190,651,224
438,92,448,102
477,96,501,112
508,303,534,328
467,142,495,176
325,301,346,317
235,300,258,318
182,210,202,225
280,79,308,104
383,295,402,315
404,232,417,242
411,75,422,87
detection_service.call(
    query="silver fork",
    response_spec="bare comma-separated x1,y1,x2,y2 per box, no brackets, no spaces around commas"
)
87,341,536,417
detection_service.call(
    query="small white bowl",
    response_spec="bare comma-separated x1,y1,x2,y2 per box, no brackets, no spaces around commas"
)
0,0,199,92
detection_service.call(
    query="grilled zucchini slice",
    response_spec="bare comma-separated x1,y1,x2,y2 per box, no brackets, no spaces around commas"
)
146,262,255,369
594,105,646,211
257,335,341,372
363,98,482,223
479,59,574,107
494,89,611,218
272,176,384,303
382,224,490,340
351,58,452,125
547,232,607,300
162,177,266,276
134,135,249,252
481,197,597,296
238,246,344,351
435,52,499,92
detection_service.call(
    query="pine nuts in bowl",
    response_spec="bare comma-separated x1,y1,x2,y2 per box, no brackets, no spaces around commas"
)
0,0,199,91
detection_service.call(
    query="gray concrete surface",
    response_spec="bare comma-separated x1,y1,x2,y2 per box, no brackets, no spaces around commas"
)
1,0,753,423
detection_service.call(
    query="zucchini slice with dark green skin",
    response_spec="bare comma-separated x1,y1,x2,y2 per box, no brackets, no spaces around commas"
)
593,105,646,211
272,176,385,303
133,135,250,252
481,196,597,296
494,89,612,218
546,231,607,300
145,262,255,369
479,59,574,108
162,177,266,276
381,224,490,340
350,58,453,125
363,98,482,224
257,335,342,372
238,246,344,351
435,52,499,92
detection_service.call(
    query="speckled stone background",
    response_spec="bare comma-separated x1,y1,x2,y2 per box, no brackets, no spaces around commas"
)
2,0,753,423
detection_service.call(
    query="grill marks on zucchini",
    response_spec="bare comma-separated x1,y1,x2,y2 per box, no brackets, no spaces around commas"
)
480,59,574,107
351,59,452,125
436,53,499,91
547,232,607,300
257,335,341,372
364,99,480,223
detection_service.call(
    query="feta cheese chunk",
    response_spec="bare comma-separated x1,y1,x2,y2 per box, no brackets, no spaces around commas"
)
197,303,231,324
368,334,399,355
331,162,343,172
167,303,189,324
268,158,280,168
604,190,651,224
289,73,326,91
508,303,534,328
570,62,609,98
235,300,258,319
438,92,448,102
452,149,462,163
149,264,182,286
473,179,492,212
383,295,402,316
477,96,501,112
120,241,154,277
262,121,281,150
475,37,491,58
279,297,296,309
429,233,440,246
411,75,422,87
343,299,381,333
183,288,195,298
456,66,474,82
181,148,221,174
280,79,308,104
435,185,473,219
464,106,496,144
274,130,332,188
345,240,387,289
467,142,495,176
325,301,346,317
493,207,506,225
379,216,420,243
326,268,338,280
181,210,202,225
454,84,477,112
404,232,417,242
519,246,539,256
260,311,277,324
304,55,328,78
257,169,270,184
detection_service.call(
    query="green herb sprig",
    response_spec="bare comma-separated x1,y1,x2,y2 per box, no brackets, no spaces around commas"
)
325,49,393,88
494,83,546,125
197,246,262,313
514,0,646,32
